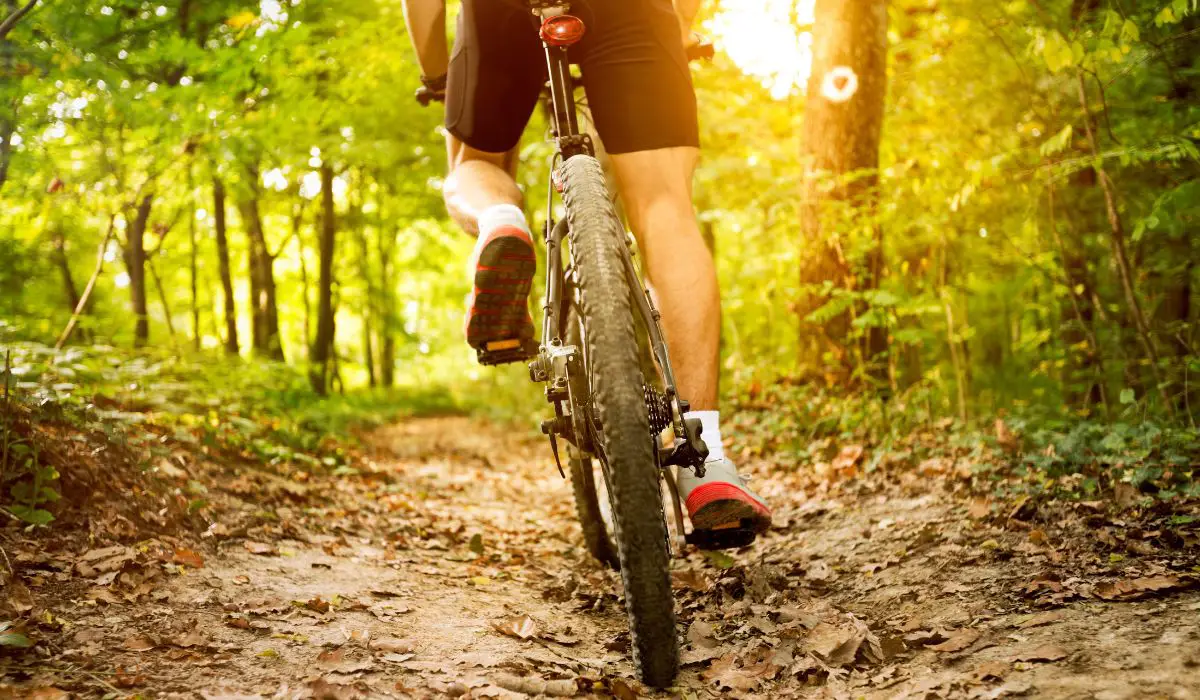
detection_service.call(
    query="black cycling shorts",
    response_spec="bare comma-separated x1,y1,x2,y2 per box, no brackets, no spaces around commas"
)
445,0,700,155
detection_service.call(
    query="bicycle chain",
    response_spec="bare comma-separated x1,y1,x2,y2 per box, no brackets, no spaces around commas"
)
643,383,671,437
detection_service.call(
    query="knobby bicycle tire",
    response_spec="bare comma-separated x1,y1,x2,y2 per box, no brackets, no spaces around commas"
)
560,154,679,687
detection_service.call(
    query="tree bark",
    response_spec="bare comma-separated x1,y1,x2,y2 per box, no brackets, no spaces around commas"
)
377,225,396,388
356,225,376,388
188,167,200,350
798,0,888,381
124,194,154,346
238,188,284,361
1075,73,1171,414
213,177,239,356
51,226,80,313
309,164,337,395
56,217,116,349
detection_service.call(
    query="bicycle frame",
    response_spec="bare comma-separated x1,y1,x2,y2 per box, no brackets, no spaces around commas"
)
525,3,711,493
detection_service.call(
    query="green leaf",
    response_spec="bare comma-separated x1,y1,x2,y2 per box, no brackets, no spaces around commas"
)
1155,6,1178,25
0,623,33,648
1040,125,1073,156
703,551,736,569
1119,388,1136,405
9,506,54,526
1042,32,1077,72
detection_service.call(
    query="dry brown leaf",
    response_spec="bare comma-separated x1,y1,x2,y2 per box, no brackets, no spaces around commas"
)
831,444,864,478
492,615,538,640
121,634,157,652
5,580,34,613
687,620,718,649
370,637,413,654
968,499,991,520
1013,643,1068,662
172,548,205,569
494,674,578,697
1094,575,1192,601
243,541,277,556
975,660,1008,681
701,653,761,691
928,628,980,653
610,678,640,700
25,689,70,700
1016,610,1065,629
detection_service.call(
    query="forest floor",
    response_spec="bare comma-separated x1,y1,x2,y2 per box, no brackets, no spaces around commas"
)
1,414,1199,699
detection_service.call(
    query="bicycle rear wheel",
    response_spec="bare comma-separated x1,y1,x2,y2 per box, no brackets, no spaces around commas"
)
560,154,679,688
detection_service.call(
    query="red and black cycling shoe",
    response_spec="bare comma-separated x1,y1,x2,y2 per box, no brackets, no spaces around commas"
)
464,225,538,362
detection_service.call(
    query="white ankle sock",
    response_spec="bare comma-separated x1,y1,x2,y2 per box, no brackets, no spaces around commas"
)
477,204,530,236
686,410,724,463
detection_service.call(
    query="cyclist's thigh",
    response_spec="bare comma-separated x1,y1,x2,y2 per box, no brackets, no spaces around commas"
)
446,0,546,154
572,0,699,155
445,133,520,180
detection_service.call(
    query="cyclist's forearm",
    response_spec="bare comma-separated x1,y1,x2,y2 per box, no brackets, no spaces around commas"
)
402,0,449,78
674,0,701,36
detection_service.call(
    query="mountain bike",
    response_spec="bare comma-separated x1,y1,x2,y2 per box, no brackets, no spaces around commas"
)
417,3,739,687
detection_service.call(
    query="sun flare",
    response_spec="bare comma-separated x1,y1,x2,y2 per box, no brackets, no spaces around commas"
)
707,0,815,100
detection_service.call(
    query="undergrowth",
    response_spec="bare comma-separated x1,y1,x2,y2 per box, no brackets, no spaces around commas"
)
0,341,459,527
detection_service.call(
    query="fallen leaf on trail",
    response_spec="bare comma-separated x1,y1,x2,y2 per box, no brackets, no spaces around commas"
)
24,689,70,700
1016,610,1065,629
610,678,640,700
1028,529,1048,546
687,621,718,649
305,597,330,614
701,650,780,691
468,533,484,555
968,499,991,519
121,634,158,651
5,580,34,613
1013,643,1068,662
975,660,1008,681
831,444,864,479
671,568,708,592
114,666,145,688
172,548,205,568
492,615,538,640
370,637,413,654
806,560,834,582
173,628,206,648
469,576,492,586
703,551,735,570
232,575,250,585
0,621,33,648
379,652,415,664
308,676,366,700
243,541,277,556
494,674,578,697
1094,575,1194,601
928,628,980,653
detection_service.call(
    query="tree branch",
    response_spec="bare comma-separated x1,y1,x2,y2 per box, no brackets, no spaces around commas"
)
0,0,41,41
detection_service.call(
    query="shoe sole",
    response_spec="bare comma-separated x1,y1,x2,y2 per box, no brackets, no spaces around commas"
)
466,234,536,351
686,482,772,535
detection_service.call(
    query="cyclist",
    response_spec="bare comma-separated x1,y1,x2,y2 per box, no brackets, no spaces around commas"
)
401,0,773,541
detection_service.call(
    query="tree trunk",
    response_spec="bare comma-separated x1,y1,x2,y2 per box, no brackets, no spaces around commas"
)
377,225,396,388
213,177,239,356
309,164,337,395
188,168,200,350
124,194,153,346
798,0,888,381
51,225,80,313
293,202,312,358
356,225,376,388
1075,73,1171,414
238,177,284,361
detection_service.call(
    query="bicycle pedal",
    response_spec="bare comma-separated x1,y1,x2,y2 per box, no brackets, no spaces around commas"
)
476,338,539,366
685,520,758,551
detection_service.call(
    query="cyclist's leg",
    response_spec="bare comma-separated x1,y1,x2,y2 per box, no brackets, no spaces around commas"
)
578,0,772,534
442,0,544,354
608,147,717,411
442,137,521,237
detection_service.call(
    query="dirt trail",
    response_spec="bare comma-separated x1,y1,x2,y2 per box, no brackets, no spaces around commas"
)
3,416,1199,699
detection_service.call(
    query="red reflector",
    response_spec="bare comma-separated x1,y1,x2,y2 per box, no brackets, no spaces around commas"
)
540,15,585,47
